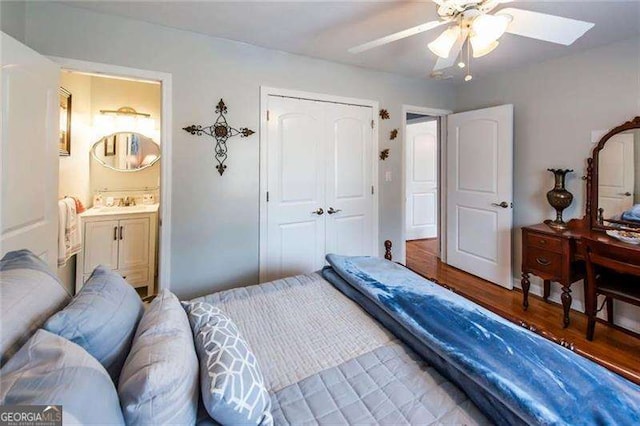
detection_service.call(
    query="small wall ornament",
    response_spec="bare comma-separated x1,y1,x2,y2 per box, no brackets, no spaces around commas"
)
379,148,390,161
390,129,398,140
379,109,390,120
183,99,255,175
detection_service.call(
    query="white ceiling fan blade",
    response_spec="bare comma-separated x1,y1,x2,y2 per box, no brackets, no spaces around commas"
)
432,33,465,71
498,8,594,46
349,20,447,54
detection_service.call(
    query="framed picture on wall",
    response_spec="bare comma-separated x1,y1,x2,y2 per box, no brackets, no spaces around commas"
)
104,134,116,156
59,87,72,156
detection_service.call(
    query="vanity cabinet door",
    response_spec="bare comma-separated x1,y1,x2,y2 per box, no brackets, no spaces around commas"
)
118,218,150,270
84,220,119,273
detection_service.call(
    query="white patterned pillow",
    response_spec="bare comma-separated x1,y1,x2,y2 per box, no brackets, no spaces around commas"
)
184,301,273,426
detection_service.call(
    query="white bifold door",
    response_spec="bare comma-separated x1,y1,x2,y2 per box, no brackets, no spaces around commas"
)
263,95,375,282
446,105,513,288
405,119,438,240
1,32,60,270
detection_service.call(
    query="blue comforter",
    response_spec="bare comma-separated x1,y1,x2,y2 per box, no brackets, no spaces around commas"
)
323,255,640,426
621,204,640,223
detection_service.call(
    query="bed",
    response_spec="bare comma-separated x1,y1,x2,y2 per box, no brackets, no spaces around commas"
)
2,250,639,425
191,272,489,425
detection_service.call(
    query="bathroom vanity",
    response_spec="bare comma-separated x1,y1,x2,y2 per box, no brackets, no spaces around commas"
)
76,204,158,295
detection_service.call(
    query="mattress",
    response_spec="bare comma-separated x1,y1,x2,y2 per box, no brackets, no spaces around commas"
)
192,273,490,425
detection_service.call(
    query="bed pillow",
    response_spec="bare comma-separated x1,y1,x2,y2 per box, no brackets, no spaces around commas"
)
183,301,273,426
0,329,124,425
0,249,71,366
118,289,199,425
44,265,143,382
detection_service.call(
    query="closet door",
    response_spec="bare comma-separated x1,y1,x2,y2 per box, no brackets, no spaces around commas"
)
325,103,374,257
264,96,326,281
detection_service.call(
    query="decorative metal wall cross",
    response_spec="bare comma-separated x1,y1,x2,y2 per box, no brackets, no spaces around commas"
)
183,99,255,175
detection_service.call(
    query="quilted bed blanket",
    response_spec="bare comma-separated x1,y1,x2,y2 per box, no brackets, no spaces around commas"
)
323,255,640,426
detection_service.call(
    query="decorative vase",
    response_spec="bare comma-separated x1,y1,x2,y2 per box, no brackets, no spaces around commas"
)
545,168,574,230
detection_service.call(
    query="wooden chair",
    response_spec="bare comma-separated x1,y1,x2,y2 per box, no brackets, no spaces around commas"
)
583,237,640,341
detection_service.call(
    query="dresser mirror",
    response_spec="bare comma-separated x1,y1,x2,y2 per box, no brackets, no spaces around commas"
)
588,117,640,231
92,132,160,172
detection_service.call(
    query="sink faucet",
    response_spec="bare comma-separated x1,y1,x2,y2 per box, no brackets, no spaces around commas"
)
121,197,136,207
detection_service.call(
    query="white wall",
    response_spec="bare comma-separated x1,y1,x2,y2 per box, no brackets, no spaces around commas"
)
456,36,640,332
23,2,455,299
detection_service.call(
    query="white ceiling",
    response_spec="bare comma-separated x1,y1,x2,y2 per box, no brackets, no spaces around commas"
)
60,1,640,82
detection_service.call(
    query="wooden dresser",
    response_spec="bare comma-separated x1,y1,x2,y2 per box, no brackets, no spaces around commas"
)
522,220,640,329
521,223,585,327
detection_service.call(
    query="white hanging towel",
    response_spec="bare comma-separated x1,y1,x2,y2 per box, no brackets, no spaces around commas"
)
58,198,82,266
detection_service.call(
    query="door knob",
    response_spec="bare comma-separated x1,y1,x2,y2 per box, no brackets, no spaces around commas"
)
311,208,324,215
491,201,509,208
327,207,342,215
622,192,632,197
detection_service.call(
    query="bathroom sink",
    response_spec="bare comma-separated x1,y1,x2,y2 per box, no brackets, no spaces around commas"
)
83,204,159,216
99,205,151,212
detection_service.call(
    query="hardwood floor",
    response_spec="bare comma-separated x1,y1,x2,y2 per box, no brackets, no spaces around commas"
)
405,239,640,384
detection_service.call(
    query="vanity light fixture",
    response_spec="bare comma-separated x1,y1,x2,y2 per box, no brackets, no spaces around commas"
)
94,106,155,138
99,106,151,118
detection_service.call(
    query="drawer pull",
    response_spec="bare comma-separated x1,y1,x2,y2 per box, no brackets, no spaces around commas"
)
536,257,551,266
113,226,118,241
539,239,546,245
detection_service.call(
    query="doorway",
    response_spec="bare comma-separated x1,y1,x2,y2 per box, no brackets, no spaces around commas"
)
401,105,450,267
405,113,440,270
51,57,173,296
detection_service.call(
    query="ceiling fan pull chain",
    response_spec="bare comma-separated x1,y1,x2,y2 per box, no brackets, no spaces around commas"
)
465,37,473,82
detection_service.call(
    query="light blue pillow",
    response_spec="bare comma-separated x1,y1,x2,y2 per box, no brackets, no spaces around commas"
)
0,250,71,366
184,301,273,426
0,329,124,425
118,290,199,425
44,266,143,382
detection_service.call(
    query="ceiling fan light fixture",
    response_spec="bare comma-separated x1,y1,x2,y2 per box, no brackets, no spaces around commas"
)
471,13,512,42
428,26,461,58
470,36,499,58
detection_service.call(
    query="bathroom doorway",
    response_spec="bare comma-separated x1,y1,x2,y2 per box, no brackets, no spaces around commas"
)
54,59,172,298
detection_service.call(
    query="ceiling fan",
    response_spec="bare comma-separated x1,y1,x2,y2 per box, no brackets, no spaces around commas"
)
349,0,595,81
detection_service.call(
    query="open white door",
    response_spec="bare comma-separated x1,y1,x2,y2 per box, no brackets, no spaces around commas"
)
1,33,60,270
598,133,634,220
405,119,438,240
446,105,513,288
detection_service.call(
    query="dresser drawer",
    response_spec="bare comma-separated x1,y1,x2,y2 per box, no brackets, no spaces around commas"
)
526,247,563,279
525,232,563,254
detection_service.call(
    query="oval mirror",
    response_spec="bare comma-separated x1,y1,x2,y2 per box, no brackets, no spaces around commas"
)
92,132,160,172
